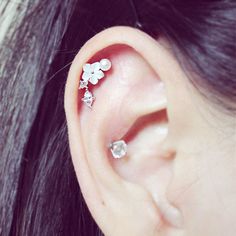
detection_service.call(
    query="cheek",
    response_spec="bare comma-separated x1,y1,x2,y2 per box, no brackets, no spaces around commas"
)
167,153,233,236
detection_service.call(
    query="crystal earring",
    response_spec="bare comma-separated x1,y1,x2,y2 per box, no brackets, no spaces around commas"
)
110,140,127,159
79,58,112,108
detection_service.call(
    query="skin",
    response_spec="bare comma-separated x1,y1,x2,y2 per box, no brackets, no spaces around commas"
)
64,26,236,236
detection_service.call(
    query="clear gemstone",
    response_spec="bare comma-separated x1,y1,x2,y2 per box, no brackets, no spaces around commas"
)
79,80,88,89
110,140,127,159
84,90,92,98
100,59,112,71
82,91,95,108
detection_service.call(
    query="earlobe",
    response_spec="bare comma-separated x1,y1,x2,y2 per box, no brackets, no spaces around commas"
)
64,26,183,235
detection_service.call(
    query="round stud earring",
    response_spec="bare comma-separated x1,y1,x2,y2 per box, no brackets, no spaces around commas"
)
109,140,127,159
100,58,112,71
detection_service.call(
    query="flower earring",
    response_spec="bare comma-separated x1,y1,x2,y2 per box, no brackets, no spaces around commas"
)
79,59,112,108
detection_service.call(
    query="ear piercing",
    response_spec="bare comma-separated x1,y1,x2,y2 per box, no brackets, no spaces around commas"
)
80,60,127,158
110,140,127,159
80,59,112,108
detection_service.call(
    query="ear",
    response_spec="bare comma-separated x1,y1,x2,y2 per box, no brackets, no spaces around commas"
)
64,26,184,235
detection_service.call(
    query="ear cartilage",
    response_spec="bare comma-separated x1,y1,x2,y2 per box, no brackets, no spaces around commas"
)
79,58,112,108
110,140,127,159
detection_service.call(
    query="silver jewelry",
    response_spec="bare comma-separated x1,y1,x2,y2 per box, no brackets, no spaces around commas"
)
110,140,127,159
80,58,112,108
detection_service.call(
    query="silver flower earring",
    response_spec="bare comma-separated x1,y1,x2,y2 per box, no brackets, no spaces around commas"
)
79,58,112,108
110,140,127,159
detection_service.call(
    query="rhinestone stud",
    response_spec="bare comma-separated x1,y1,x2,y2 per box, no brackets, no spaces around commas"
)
82,90,95,108
79,80,88,89
110,140,127,159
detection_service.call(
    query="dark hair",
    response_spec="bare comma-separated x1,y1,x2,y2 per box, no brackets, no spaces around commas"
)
0,0,235,235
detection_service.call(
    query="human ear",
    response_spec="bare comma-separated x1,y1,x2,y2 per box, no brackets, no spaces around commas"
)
64,26,184,235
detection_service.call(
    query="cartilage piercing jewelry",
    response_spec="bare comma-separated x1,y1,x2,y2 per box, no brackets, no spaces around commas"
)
79,58,112,108
110,140,127,159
